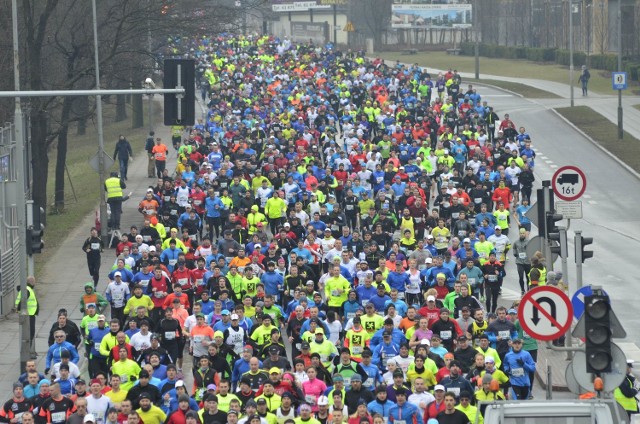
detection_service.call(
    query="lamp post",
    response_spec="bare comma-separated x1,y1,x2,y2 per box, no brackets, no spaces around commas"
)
91,0,108,239
569,0,574,107
617,0,623,139
11,0,31,373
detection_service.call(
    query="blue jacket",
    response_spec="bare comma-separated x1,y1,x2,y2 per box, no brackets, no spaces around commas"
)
45,342,79,369
504,349,536,387
370,327,406,352
260,271,284,296
108,268,134,283
389,401,422,423
368,294,391,313
160,248,182,273
386,271,409,293
88,327,110,358
372,341,401,371
426,266,456,287
361,363,383,391
205,196,225,218
367,399,395,418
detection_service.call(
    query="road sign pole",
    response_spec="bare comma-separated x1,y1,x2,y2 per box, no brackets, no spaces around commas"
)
559,226,573,358
575,229,583,289
542,182,554,270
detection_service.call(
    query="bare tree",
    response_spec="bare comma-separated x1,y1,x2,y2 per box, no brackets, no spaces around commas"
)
592,0,608,54
17,0,245,212
353,0,392,50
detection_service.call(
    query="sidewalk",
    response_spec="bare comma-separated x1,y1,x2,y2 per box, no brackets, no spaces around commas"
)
455,69,640,141
0,102,177,394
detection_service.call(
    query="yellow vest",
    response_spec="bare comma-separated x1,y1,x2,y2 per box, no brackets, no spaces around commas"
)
614,378,638,411
15,286,38,315
105,177,123,199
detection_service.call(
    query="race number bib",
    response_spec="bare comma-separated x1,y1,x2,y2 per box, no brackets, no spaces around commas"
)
511,368,525,377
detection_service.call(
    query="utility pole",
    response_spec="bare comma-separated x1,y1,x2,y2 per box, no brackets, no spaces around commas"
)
11,0,31,374
474,0,480,79
617,0,623,139
569,0,574,107
92,0,108,240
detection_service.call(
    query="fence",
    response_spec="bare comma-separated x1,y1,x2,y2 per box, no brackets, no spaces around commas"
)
0,121,22,316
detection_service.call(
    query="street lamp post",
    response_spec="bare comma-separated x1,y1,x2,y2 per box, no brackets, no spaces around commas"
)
91,0,108,239
569,0,574,107
617,0,623,139
11,0,31,373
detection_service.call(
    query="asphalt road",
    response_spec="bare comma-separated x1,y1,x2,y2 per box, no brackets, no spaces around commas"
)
481,86,640,349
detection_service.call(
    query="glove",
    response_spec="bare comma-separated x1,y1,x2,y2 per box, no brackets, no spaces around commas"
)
44,368,50,375
516,359,525,367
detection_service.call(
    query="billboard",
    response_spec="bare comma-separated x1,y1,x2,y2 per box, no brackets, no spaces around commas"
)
391,4,472,29
272,0,331,12
290,22,329,45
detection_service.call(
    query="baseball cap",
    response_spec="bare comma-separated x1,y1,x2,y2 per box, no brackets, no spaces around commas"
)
508,308,518,314
221,309,230,315
97,315,106,322
301,342,310,349
269,367,281,374
315,328,324,335
230,313,239,320
427,295,436,302
317,396,329,406
485,356,496,364
463,238,471,243
434,384,445,391
175,380,185,387
494,225,501,230
114,271,121,277
84,414,96,423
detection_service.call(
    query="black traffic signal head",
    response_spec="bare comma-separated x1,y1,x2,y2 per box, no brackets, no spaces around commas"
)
164,59,195,126
545,212,562,238
576,235,594,263
584,295,612,374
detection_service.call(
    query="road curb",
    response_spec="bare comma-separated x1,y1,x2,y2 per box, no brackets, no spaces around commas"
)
550,108,640,182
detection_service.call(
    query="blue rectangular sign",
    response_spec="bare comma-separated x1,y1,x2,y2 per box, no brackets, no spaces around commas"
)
612,72,627,90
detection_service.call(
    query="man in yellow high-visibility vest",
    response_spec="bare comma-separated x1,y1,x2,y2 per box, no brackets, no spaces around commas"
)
15,276,39,357
104,172,126,230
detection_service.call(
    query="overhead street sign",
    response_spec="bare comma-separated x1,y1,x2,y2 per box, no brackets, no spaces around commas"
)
552,165,587,201
556,200,583,219
612,72,628,90
571,285,608,320
518,286,573,341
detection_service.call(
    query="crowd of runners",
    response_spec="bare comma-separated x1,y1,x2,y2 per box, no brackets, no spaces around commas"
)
3,34,565,424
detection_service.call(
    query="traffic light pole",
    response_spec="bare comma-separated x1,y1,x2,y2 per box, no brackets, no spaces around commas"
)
575,229,584,289
542,181,554,270
557,226,573,358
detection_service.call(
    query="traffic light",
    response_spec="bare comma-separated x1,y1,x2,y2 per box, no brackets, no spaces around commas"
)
584,294,612,374
576,233,594,263
26,202,44,255
164,59,195,126
548,228,566,258
545,211,562,239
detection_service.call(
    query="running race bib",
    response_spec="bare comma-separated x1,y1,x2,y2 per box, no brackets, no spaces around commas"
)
511,368,524,377
164,331,176,340
440,331,452,340
91,243,100,250
499,331,510,338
